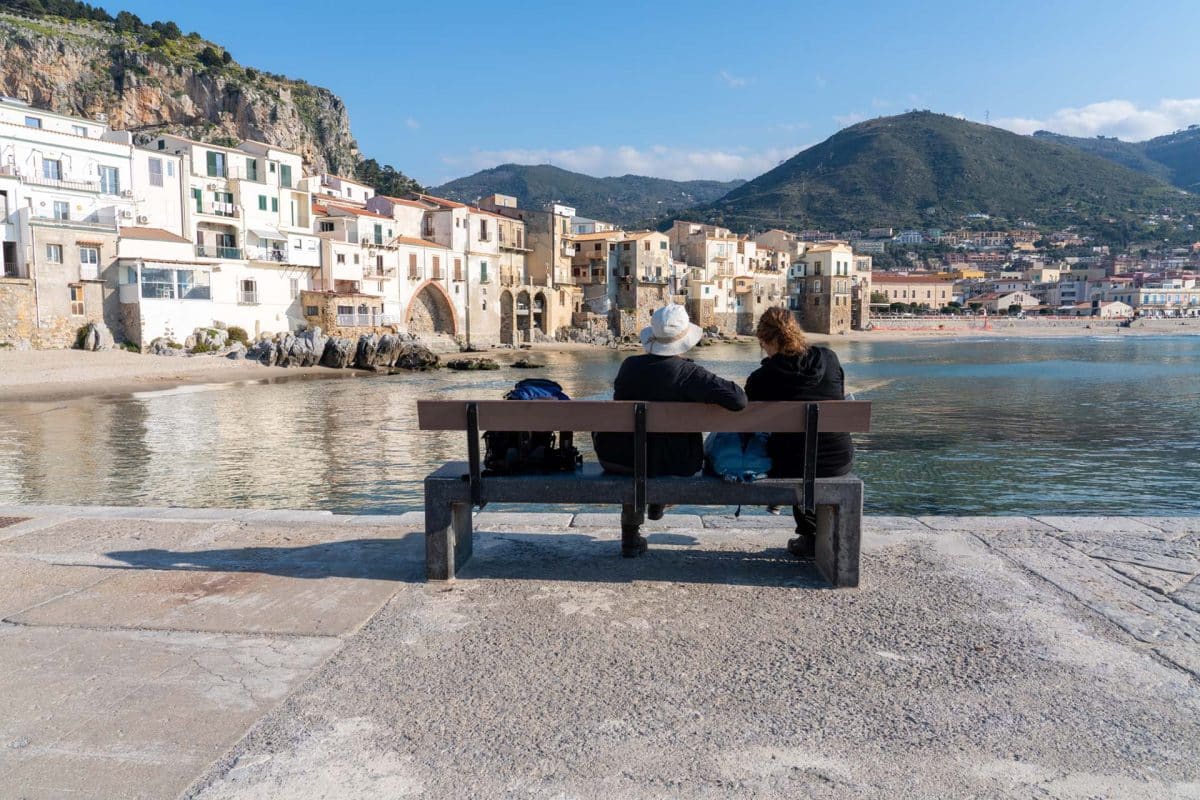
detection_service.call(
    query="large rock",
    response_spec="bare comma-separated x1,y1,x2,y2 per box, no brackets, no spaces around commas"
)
372,333,404,368
77,321,114,351
394,343,439,370
354,334,379,369
189,327,228,352
148,337,180,357
225,342,247,360
320,336,355,369
280,327,327,367
246,339,278,366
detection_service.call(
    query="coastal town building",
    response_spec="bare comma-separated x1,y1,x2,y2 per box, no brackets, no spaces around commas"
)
789,242,856,335
870,272,955,310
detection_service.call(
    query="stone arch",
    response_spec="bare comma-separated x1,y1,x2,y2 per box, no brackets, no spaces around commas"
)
533,291,548,334
499,290,515,345
406,281,457,336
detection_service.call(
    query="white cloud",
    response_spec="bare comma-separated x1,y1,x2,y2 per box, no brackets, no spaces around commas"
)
833,111,867,127
994,98,1200,141
440,143,807,182
404,117,420,130
718,70,748,89
770,121,810,133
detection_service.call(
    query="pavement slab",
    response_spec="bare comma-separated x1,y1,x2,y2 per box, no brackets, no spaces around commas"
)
571,512,705,530
0,624,338,800
189,524,1200,800
916,515,1057,534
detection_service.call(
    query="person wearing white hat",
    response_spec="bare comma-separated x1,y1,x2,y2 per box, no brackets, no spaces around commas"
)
593,303,747,557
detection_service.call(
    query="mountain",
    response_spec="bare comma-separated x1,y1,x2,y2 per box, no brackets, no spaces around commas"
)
0,2,420,192
695,111,1190,234
1033,127,1200,191
432,164,743,227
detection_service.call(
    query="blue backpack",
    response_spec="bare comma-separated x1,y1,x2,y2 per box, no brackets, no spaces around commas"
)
704,432,773,483
483,380,581,474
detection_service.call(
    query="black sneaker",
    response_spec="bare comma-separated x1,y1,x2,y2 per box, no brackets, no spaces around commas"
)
621,535,648,558
787,533,816,559
647,504,666,521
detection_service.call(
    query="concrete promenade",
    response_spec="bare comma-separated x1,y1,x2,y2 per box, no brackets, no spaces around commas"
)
0,505,1197,799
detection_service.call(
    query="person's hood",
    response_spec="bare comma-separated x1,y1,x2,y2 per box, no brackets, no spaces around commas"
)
759,348,828,390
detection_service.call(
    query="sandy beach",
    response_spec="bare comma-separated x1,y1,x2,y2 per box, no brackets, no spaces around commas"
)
3,318,1197,402
0,349,352,403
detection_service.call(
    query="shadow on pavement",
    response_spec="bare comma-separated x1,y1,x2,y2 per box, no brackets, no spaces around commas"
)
103,531,828,589
105,533,425,582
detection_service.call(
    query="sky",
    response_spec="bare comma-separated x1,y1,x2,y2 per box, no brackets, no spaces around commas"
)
111,0,1200,186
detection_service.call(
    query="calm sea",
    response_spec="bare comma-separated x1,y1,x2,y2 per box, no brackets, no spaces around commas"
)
2,336,1198,515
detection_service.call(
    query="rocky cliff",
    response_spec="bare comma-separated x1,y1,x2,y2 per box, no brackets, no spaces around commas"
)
0,11,360,174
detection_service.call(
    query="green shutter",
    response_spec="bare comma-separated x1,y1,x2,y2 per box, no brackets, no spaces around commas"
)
258,196,267,211
206,151,220,177
191,187,202,212
279,164,292,188
246,157,257,181
271,198,278,212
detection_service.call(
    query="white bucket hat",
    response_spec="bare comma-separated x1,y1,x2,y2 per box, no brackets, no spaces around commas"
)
640,303,703,356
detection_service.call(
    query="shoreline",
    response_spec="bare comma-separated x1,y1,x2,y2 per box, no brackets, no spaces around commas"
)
3,318,1198,403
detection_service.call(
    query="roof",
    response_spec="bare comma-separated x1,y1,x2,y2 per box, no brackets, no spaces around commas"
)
625,230,664,240
413,193,467,209
118,227,191,244
393,235,448,250
380,196,432,210
322,173,373,187
318,202,392,220
870,273,951,284
572,231,625,241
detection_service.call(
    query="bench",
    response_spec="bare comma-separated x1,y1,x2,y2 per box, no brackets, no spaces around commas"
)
416,400,872,588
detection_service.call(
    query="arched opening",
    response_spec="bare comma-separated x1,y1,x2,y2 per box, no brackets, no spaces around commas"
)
408,283,457,335
516,290,531,343
499,290,514,345
533,292,547,334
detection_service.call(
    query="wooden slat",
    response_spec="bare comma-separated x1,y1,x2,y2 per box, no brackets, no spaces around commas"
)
417,400,871,433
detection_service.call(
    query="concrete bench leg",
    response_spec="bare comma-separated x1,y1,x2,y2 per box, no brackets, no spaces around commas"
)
814,481,863,589
425,485,473,581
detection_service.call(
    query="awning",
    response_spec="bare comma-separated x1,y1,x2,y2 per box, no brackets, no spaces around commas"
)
249,226,284,241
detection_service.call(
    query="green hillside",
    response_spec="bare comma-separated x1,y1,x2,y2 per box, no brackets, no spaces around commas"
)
697,112,1191,235
432,164,742,227
1035,127,1200,191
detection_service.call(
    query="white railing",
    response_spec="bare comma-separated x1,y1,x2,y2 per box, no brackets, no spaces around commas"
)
336,313,377,327
239,290,259,305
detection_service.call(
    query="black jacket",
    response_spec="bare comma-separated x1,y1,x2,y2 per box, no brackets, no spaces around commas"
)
744,347,855,478
594,354,747,476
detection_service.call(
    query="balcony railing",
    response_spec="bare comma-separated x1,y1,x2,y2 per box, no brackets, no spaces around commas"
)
248,247,287,263
336,313,378,327
238,290,259,305
197,245,243,259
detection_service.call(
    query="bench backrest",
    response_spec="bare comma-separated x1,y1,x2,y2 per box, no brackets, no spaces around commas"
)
417,400,872,433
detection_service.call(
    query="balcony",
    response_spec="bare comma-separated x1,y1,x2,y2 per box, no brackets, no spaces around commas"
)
196,245,243,259
238,290,259,305
30,210,119,231
336,313,379,327
247,246,287,263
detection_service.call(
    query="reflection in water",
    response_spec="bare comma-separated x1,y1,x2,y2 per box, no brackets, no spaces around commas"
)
2,337,1199,515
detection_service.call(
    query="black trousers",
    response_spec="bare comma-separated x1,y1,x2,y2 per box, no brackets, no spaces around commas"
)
793,506,817,537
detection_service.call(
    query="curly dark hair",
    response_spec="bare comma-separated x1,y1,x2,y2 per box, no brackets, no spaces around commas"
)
755,306,808,356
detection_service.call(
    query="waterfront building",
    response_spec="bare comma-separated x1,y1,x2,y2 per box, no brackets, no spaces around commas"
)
870,272,954,310
790,242,856,334
968,290,1040,313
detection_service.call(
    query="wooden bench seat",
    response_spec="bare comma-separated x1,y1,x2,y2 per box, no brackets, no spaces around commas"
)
417,400,872,588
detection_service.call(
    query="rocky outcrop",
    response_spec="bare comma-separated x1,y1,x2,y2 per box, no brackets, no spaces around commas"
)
319,336,355,369
446,358,500,371
0,13,359,174
241,331,438,371
279,328,327,367
76,321,114,351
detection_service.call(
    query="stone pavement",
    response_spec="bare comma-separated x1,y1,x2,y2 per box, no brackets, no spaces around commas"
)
0,506,1197,799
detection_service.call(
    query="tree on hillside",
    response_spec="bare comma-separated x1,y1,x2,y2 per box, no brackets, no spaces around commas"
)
197,46,223,68
356,158,424,197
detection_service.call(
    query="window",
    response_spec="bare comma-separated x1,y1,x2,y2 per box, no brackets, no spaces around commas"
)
644,242,650,251
376,255,384,271
480,261,488,283
336,253,345,264
240,279,258,304
353,254,360,265
269,162,277,173
99,166,120,195
623,243,631,251
166,161,174,177
45,244,63,263
374,224,383,245
479,219,488,240
454,258,463,281
305,305,319,317
25,116,42,128
69,286,84,315
271,198,278,213
43,159,62,180
71,124,88,137
191,187,202,213
258,195,268,211
53,201,69,221
246,158,258,181
594,243,601,251
408,253,419,279
319,221,335,232
293,238,302,249
279,164,292,188
432,255,441,279
205,151,226,178
79,247,99,267
289,278,299,298
148,158,164,187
